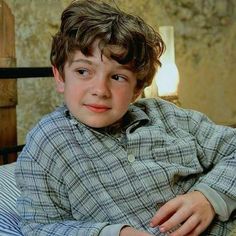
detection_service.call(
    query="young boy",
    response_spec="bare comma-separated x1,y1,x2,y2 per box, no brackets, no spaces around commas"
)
15,0,236,235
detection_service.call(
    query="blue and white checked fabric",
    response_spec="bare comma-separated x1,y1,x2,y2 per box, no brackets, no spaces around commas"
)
0,163,22,236
15,98,236,235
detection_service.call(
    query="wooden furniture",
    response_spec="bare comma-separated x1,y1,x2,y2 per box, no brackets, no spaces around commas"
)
0,66,52,165
0,0,17,164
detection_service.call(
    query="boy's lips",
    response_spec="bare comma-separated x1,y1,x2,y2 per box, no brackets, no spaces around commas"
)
84,104,111,113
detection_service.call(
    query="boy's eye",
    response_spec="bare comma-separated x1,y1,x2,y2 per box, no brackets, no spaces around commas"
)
112,74,126,82
76,69,88,75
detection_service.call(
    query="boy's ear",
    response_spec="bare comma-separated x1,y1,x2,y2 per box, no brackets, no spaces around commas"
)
52,66,65,93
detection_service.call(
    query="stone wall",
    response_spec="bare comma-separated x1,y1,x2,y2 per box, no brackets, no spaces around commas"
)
4,0,236,144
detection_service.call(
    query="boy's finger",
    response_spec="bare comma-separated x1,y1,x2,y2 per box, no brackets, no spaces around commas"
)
158,208,189,233
150,202,178,227
168,215,199,236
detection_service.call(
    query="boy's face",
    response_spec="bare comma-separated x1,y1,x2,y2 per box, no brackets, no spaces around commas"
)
53,41,141,128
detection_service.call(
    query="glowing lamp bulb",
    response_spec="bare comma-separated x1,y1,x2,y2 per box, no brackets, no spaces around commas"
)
155,26,179,96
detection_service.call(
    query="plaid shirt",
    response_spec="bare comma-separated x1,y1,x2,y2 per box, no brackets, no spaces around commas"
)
15,98,236,236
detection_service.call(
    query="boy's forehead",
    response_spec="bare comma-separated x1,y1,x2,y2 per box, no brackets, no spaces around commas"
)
68,41,130,66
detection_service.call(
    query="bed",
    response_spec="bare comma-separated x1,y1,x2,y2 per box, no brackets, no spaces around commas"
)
0,162,22,235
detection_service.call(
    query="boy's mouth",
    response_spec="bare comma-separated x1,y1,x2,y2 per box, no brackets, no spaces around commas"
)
84,104,111,113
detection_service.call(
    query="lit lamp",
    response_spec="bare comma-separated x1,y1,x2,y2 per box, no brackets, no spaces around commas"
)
155,26,180,105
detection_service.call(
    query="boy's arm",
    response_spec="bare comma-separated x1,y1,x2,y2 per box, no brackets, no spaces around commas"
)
150,108,236,235
187,111,236,220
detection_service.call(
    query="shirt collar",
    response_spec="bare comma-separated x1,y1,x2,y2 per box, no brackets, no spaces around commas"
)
61,102,150,132
122,103,150,132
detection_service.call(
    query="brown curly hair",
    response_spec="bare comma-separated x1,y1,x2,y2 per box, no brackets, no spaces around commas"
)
50,0,165,90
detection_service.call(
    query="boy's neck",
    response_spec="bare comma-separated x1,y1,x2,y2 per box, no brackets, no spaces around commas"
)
96,118,124,136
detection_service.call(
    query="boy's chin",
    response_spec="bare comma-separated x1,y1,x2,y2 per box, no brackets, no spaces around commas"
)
83,120,117,129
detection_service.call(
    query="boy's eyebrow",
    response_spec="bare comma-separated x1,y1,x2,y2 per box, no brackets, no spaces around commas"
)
116,64,133,71
71,59,93,65
71,58,133,71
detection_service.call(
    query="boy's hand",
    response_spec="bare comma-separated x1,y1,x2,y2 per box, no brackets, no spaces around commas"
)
150,191,215,236
120,226,153,236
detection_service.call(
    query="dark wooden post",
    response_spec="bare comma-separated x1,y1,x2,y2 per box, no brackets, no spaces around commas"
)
0,0,17,164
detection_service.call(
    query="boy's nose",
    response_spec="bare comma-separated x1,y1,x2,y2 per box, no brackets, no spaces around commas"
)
91,78,111,98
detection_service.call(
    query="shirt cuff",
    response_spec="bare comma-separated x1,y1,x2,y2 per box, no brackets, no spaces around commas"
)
191,183,231,221
99,224,130,236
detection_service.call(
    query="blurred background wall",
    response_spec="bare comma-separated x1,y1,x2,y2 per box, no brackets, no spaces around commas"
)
4,0,236,144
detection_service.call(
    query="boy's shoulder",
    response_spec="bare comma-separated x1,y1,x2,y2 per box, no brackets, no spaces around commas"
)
134,98,219,133
21,106,80,170
134,97,200,116
27,105,75,141
133,97,181,115
134,97,174,108
37,105,70,129
132,98,203,125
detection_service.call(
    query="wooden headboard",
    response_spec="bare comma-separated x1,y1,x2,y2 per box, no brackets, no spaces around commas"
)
0,67,53,165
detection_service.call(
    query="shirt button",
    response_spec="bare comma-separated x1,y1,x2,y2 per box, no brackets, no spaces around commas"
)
127,154,135,163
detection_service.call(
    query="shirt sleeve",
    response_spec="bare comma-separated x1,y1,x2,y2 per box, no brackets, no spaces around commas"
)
191,183,236,221
185,109,236,220
99,224,130,236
